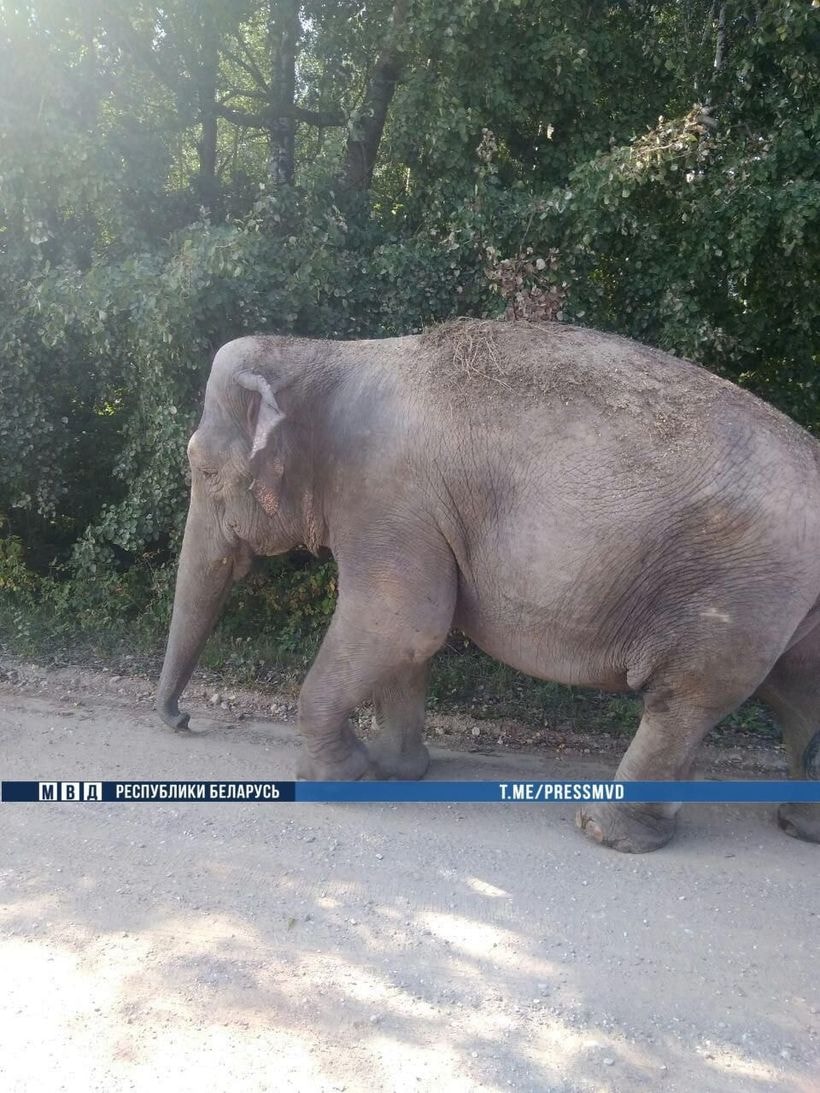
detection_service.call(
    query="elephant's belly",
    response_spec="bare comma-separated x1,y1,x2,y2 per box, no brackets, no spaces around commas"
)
453,587,632,693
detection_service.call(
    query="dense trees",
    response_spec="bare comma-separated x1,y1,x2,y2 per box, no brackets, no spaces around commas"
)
0,1,818,652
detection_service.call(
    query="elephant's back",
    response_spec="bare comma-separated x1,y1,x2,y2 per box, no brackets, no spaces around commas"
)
407,319,817,473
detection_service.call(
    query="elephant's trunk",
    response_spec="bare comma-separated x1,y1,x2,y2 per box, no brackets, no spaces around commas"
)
156,498,239,731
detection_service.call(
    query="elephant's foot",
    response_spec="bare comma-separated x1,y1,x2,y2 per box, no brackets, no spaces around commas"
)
366,735,430,781
296,729,373,781
576,802,677,854
157,703,191,732
777,801,820,844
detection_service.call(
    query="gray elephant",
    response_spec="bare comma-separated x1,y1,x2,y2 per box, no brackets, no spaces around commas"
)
156,319,820,853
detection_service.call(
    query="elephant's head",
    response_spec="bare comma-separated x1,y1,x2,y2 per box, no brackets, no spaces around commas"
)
156,337,322,730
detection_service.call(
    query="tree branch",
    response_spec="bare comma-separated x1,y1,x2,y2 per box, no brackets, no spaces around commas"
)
214,103,270,128
222,46,270,94
105,6,191,98
214,101,345,129
235,30,271,91
293,104,345,127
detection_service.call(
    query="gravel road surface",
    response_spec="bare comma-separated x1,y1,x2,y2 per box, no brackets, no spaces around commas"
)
1,684,817,1092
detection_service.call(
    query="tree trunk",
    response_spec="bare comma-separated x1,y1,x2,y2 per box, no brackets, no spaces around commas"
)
699,2,728,142
268,0,299,186
341,0,409,191
196,17,220,212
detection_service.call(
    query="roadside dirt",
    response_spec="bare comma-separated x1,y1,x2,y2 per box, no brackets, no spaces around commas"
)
1,663,818,1092
0,657,790,775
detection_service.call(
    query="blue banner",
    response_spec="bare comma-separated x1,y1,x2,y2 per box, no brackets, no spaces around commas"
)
1,779,818,803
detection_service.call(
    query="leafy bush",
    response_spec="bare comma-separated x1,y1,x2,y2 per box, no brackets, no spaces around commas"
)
0,0,817,690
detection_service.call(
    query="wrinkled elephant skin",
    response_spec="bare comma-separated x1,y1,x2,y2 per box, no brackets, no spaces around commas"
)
156,320,820,852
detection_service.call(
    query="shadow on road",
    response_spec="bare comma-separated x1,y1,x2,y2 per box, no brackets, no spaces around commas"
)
0,694,817,1091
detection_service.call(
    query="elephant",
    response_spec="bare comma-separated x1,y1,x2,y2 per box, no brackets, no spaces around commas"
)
156,318,820,853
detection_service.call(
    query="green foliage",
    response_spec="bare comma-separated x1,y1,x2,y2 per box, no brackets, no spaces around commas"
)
0,521,35,593
0,0,818,697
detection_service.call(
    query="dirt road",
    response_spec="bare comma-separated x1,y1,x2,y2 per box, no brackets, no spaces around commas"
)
1,678,818,1092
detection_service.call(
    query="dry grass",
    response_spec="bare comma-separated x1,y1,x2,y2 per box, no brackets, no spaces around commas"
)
421,317,515,390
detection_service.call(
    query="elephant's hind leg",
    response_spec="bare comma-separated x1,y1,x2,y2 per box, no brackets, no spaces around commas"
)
367,661,431,780
757,623,820,844
577,653,775,853
576,693,716,853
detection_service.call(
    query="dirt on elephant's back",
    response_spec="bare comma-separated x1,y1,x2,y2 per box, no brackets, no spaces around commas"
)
420,317,708,401
418,317,817,459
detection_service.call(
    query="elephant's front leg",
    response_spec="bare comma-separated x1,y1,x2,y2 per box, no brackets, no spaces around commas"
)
294,613,382,781
367,661,431,780
295,553,455,780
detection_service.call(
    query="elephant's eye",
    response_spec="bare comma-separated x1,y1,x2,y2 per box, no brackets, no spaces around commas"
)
200,468,218,480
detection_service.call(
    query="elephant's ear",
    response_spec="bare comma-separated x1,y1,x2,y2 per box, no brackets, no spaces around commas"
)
235,371,285,457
